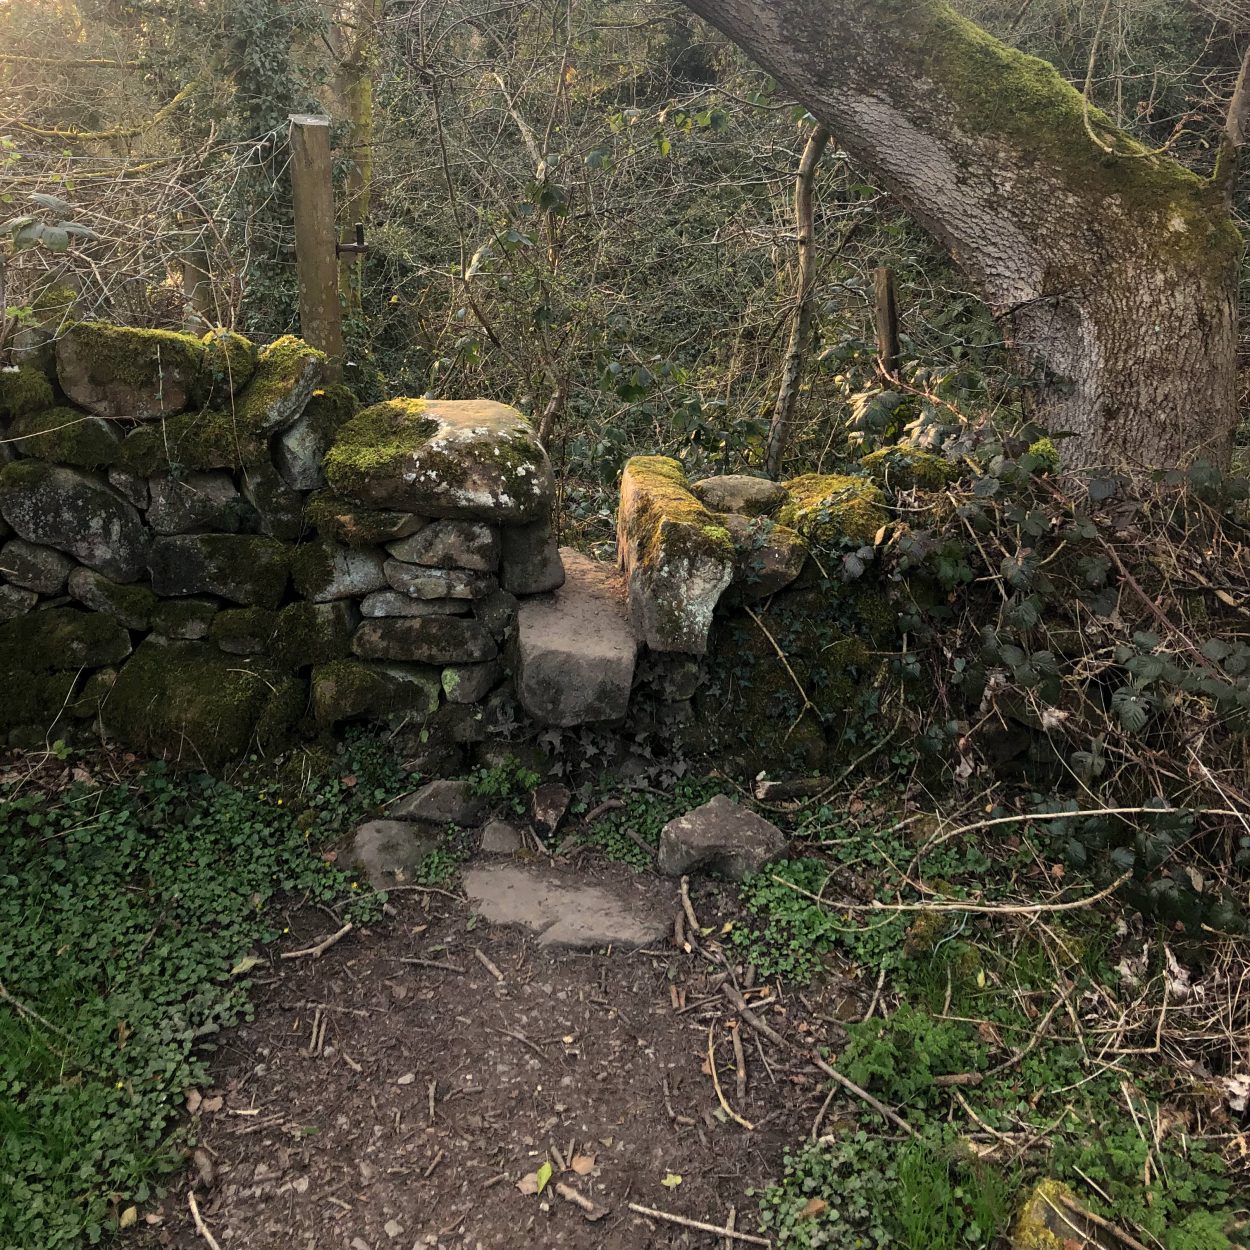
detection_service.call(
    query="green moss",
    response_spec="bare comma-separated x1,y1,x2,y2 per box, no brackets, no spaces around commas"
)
104,639,293,769
1011,1179,1076,1250
778,474,888,546
303,491,417,546
303,383,359,439
254,676,307,748
323,398,440,497
60,322,205,389
861,446,958,491
272,601,354,669
194,328,258,404
871,0,1240,273
70,571,158,630
0,670,79,734
118,409,267,476
210,607,279,655
7,406,120,468
0,607,131,673
289,542,337,599
234,335,326,433
1028,437,1061,473
0,364,54,419
150,598,218,639
619,456,735,566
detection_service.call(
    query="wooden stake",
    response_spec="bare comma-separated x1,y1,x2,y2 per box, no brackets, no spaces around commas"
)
288,113,344,379
873,265,900,379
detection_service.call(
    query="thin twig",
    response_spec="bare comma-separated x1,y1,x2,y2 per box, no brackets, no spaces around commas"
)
708,1024,754,1130
188,1191,222,1250
628,1203,771,1246
474,948,505,982
279,922,353,960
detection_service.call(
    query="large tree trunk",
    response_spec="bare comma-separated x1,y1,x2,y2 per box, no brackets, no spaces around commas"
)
681,0,1244,470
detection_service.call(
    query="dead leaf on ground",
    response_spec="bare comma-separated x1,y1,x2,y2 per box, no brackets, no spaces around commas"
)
570,1154,595,1175
799,1197,827,1221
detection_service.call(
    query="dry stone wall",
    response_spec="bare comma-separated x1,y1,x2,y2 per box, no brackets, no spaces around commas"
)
0,324,566,766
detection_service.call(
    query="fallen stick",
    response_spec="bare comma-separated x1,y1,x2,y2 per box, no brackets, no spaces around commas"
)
680,876,701,933
280,921,353,960
555,1181,609,1221
474,947,505,982
1056,1193,1152,1250
188,1191,222,1250
708,1024,754,1130
628,1202,771,1246
731,1021,748,1104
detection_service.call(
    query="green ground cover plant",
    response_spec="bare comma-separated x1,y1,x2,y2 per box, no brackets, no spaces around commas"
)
0,734,403,1249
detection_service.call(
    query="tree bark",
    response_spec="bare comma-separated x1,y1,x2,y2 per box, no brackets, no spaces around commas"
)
681,0,1243,470
767,123,830,479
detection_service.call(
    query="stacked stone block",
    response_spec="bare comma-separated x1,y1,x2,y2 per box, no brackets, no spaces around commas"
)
0,324,566,766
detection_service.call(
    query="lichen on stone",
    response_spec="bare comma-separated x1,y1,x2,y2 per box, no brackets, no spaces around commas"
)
7,406,120,468
778,473,888,547
303,490,421,547
0,364,54,419
323,398,441,498
861,446,958,491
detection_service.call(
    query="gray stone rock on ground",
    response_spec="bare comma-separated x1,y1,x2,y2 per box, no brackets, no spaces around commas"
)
691,474,788,517
657,793,787,881
530,782,572,836
352,818,441,889
389,778,486,826
479,819,524,855
462,863,673,948
515,549,637,726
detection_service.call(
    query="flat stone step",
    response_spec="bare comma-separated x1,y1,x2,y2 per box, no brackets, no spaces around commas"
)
515,548,637,726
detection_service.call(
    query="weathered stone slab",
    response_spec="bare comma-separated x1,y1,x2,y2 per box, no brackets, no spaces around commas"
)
6,407,120,468
360,591,469,619
616,456,734,655
352,616,498,664
0,538,73,594
148,534,290,608
238,460,305,542
462,863,673,949
516,549,637,726
292,542,387,603
323,397,555,522
390,778,486,826
476,588,519,641
107,466,149,510
656,794,787,881
273,384,356,491
56,323,203,419
500,519,565,594
0,461,148,582
0,606,132,669
383,561,497,600
304,492,428,546
480,819,524,855
691,474,787,517
150,596,218,641
148,472,248,535
777,473,888,545
387,520,499,571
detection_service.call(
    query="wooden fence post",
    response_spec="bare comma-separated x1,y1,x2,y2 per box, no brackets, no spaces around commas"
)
288,113,344,379
873,266,900,380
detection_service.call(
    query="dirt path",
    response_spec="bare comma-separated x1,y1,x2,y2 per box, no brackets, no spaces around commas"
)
135,864,857,1250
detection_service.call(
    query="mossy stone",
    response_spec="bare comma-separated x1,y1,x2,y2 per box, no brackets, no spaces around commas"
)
150,596,218,641
210,607,280,656
233,335,326,436
310,658,441,729
861,446,959,491
0,606,132,673
777,474,888,546
148,534,291,608
105,639,299,769
0,364,55,419
323,397,555,522
118,409,267,477
55,322,205,419
0,670,80,735
272,601,356,670
66,566,157,630
5,406,121,468
617,455,735,654
304,490,426,547
194,328,258,405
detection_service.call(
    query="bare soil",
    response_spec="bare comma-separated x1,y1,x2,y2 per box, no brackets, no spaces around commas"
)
131,864,863,1250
